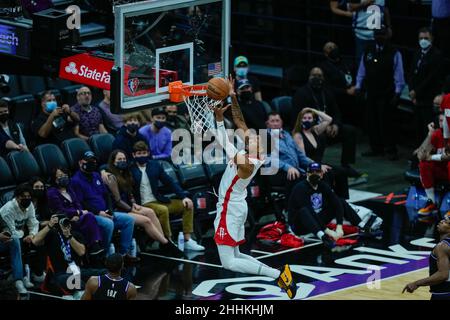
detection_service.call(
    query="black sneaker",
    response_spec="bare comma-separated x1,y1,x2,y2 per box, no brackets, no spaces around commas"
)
89,242,105,256
321,235,336,249
161,239,184,258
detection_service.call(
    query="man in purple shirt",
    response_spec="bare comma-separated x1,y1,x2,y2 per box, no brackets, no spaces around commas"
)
139,108,172,161
355,27,405,161
97,90,123,133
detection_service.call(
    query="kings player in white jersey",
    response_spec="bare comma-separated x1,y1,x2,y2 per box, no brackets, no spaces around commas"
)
211,78,297,299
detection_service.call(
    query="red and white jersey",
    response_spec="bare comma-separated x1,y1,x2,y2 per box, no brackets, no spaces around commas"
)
440,93,450,140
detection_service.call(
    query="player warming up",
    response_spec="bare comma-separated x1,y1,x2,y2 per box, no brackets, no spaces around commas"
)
211,77,297,299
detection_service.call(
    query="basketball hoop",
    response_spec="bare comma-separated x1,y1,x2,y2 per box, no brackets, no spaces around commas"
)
169,81,223,135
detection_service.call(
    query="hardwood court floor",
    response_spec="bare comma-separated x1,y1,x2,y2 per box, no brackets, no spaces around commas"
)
310,268,431,300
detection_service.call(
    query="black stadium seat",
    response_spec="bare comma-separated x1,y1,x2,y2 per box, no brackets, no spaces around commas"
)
204,160,227,190
6,94,38,139
158,160,180,194
0,157,16,193
7,151,41,184
271,96,293,126
176,163,209,191
33,144,69,177
89,133,115,164
61,85,84,106
61,138,92,170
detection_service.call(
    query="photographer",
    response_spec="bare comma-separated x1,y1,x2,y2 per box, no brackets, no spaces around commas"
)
31,91,79,145
32,215,105,298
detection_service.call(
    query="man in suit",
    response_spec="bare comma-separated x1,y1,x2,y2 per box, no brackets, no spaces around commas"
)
409,27,445,145
130,141,204,251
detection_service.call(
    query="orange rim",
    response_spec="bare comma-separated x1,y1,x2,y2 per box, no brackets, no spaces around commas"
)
169,81,207,103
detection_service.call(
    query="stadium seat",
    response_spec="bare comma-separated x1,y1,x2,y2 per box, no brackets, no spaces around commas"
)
0,74,21,98
5,94,38,139
261,100,273,115
175,163,209,191
204,160,227,190
33,144,69,178
6,151,41,184
61,85,84,106
19,76,46,94
0,191,14,207
158,160,180,194
61,138,92,170
89,133,115,165
271,96,293,126
0,157,16,193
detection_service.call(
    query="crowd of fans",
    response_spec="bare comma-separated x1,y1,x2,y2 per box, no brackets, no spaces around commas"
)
1,0,450,299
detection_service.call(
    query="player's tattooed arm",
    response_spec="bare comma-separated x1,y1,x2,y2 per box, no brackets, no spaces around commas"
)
227,75,249,132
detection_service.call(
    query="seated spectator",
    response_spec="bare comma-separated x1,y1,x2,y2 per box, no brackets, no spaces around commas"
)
69,151,137,262
266,112,314,196
414,113,450,215
31,91,78,146
103,150,183,256
292,67,360,177
139,108,172,161
32,214,106,299
30,176,50,224
112,112,147,160
292,108,350,199
130,141,204,251
288,163,363,248
0,183,39,294
97,90,123,134
47,167,104,256
236,79,268,130
0,227,26,294
233,55,262,101
71,86,108,140
165,104,190,131
0,99,28,156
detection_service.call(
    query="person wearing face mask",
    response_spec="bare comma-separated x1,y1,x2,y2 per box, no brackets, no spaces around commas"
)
233,56,262,102
164,104,190,131
31,91,78,145
235,79,268,130
408,27,445,145
112,112,147,160
0,99,28,157
0,183,39,294
69,151,137,263
356,27,405,161
71,86,108,141
139,108,172,161
288,163,364,249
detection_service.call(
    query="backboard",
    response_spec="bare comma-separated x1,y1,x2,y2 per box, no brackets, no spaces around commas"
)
111,0,230,113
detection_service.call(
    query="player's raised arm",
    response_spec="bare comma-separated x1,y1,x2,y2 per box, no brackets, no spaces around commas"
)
228,76,249,133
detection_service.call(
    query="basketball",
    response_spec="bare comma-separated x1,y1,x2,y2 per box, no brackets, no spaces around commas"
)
207,77,229,101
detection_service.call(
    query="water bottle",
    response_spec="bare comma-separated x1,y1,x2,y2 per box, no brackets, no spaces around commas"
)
108,243,115,256
25,264,30,281
178,232,185,251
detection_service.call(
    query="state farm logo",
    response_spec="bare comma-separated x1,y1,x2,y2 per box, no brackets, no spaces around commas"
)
63,62,111,84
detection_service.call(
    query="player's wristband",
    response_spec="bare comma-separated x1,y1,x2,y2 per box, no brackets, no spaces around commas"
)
431,154,442,161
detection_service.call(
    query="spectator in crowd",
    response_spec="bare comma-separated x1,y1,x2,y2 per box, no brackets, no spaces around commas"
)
69,151,137,262
292,108,350,199
71,86,108,140
292,67,360,177
97,90,123,134
30,176,50,224
0,226,27,294
356,27,405,161
47,167,104,256
32,214,106,299
430,0,450,68
288,162,363,248
139,108,172,161
233,55,262,101
236,79,269,130
266,112,314,195
31,91,78,146
320,42,360,126
130,141,204,251
0,183,39,294
329,0,375,18
408,27,445,144
414,113,450,215
103,150,183,256
0,99,28,156
165,104,190,131
112,112,147,160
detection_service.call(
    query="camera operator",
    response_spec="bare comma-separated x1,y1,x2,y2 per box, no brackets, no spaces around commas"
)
31,91,79,146
32,214,105,298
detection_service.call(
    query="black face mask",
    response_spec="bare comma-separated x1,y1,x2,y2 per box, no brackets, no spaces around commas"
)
82,161,97,173
167,115,177,123
309,77,324,90
328,48,341,61
56,176,70,188
302,121,314,130
115,161,128,170
126,123,139,134
154,121,166,129
135,156,149,165
19,198,32,209
239,91,253,102
33,189,45,199
0,113,8,123
308,173,321,186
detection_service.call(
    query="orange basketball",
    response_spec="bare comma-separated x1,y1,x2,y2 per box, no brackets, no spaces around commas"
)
207,77,229,101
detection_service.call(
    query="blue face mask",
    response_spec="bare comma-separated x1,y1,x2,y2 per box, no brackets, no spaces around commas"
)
236,67,249,78
45,101,57,113
419,39,431,50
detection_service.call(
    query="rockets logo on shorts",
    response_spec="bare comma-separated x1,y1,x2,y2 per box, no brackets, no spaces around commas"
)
218,227,227,239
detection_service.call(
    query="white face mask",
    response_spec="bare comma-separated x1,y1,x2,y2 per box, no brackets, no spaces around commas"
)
419,39,431,50
236,67,249,78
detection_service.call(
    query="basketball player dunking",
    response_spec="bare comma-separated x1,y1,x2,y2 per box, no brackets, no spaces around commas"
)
403,215,450,300
82,254,137,300
212,77,297,299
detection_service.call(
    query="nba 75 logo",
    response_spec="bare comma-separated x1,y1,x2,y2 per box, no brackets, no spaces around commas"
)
128,78,140,95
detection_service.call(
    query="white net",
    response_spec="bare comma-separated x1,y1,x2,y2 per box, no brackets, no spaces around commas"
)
184,92,223,135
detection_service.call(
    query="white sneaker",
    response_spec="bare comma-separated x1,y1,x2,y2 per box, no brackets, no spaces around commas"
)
184,239,205,251
23,277,34,288
72,290,84,300
62,295,74,300
32,272,46,283
15,280,28,294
